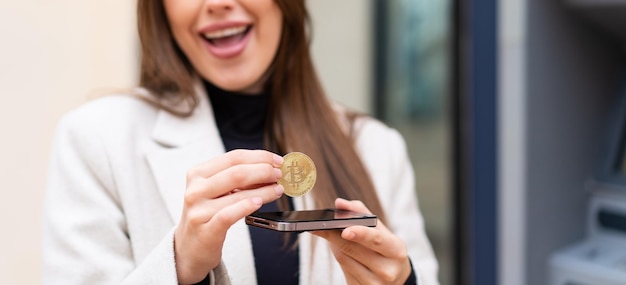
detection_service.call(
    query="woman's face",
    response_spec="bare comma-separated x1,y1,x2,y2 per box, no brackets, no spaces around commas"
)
164,0,283,94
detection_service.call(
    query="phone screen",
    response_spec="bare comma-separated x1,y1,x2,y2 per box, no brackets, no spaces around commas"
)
252,209,374,222
246,209,377,232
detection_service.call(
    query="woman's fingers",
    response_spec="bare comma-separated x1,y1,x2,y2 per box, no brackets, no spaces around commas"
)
185,149,283,201
330,247,375,285
207,196,264,234
175,150,284,283
313,229,383,269
342,225,407,258
187,149,283,181
186,162,282,200
186,183,284,224
217,184,284,206
315,199,413,284
318,230,406,285
175,196,266,284
333,198,405,257
335,197,372,214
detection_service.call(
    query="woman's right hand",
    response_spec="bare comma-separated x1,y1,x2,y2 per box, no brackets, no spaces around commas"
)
174,149,284,284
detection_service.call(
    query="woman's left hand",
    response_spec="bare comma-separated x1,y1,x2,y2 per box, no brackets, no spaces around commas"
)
312,198,413,285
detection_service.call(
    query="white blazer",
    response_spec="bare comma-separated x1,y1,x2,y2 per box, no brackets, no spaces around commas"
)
42,86,439,285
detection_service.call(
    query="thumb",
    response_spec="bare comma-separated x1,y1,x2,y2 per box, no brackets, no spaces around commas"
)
334,198,373,215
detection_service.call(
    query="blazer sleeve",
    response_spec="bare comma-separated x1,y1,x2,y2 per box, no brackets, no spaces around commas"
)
42,114,179,284
356,120,440,285
388,129,440,285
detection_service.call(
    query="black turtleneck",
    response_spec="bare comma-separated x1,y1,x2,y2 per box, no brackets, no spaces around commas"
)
205,81,299,285
206,81,268,151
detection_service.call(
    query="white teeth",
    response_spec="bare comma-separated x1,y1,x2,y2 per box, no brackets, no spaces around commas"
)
203,26,248,40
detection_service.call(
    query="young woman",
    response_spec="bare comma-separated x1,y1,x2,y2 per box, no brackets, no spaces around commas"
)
42,0,439,284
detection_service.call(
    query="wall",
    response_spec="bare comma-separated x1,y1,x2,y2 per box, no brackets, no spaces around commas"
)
0,1,137,283
498,0,527,283
306,0,373,113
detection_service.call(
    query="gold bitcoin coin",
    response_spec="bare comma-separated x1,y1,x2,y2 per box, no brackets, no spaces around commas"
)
278,152,317,197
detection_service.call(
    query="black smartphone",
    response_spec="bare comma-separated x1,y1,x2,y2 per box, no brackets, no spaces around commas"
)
245,208,377,232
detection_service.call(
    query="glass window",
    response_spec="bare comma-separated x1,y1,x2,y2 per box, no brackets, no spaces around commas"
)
375,1,454,284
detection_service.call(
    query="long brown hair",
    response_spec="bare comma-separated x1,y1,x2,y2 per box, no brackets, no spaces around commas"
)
136,0,387,223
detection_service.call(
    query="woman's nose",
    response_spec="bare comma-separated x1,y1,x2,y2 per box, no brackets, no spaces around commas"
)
205,0,234,14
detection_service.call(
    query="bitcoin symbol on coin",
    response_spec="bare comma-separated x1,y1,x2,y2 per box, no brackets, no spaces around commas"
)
278,152,316,197
285,160,306,188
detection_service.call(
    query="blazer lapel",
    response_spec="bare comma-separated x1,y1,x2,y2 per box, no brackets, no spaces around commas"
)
145,85,225,222
145,83,258,282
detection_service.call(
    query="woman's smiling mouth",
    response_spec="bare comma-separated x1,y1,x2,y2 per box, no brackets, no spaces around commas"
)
201,24,252,58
